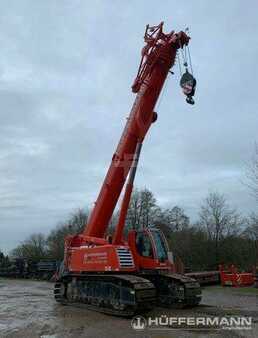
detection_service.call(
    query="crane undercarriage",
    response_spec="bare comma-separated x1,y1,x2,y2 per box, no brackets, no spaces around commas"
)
54,272,201,316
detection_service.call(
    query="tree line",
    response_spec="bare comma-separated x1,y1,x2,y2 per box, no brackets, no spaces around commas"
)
1,144,257,272
2,189,256,272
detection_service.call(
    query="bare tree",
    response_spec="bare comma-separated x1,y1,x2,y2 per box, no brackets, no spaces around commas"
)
242,213,258,266
126,189,141,229
47,208,89,260
126,188,159,230
245,213,258,241
12,233,47,261
67,208,89,233
0,250,10,268
162,206,190,231
245,143,258,201
140,189,158,228
199,192,241,265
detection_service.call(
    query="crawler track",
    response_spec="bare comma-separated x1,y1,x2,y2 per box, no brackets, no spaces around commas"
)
54,274,156,317
145,272,202,308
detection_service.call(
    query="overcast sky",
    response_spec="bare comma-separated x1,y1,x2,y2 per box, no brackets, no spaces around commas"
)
0,1,257,253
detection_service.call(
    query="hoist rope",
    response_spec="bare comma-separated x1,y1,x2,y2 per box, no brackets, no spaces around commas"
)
180,47,187,67
156,71,170,111
177,52,182,77
187,45,194,75
184,45,188,65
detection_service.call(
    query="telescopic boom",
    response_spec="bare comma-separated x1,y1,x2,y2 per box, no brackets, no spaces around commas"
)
84,22,190,239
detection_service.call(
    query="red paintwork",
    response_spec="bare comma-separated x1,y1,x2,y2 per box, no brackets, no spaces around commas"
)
113,183,133,245
65,229,173,273
67,244,135,273
65,23,190,274
128,229,175,272
219,265,254,287
84,22,189,239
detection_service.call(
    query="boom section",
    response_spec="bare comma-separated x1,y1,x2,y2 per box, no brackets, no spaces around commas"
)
85,23,189,238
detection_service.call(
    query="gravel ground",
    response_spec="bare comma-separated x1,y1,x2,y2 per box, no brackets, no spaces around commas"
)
0,278,257,338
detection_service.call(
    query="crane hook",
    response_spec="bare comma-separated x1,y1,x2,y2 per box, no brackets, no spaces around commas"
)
180,68,196,105
178,28,196,105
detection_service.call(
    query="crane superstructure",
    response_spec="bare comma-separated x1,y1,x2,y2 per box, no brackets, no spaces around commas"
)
54,22,201,316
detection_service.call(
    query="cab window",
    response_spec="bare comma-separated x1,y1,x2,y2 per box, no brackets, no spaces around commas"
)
151,230,168,261
136,232,153,258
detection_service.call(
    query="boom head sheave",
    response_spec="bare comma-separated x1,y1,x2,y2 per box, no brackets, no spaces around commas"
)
132,22,190,93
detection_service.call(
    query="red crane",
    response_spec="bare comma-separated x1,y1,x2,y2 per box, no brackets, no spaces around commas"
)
54,22,201,316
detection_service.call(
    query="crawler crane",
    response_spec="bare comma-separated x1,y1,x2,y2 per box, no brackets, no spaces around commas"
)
54,22,201,316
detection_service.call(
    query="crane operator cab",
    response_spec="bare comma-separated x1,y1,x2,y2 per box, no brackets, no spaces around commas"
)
128,228,175,272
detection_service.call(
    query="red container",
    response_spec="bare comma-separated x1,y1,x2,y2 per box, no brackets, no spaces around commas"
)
219,264,254,287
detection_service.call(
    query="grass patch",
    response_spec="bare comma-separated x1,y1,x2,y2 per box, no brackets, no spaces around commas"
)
232,287,258,294
203,285,258,294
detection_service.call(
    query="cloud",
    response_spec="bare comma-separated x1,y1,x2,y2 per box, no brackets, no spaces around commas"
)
0,0,257,253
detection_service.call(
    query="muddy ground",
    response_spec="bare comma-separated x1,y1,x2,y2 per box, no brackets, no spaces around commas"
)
0,278,257,338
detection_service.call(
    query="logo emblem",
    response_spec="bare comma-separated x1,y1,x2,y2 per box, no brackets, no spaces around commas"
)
131,316,147,330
